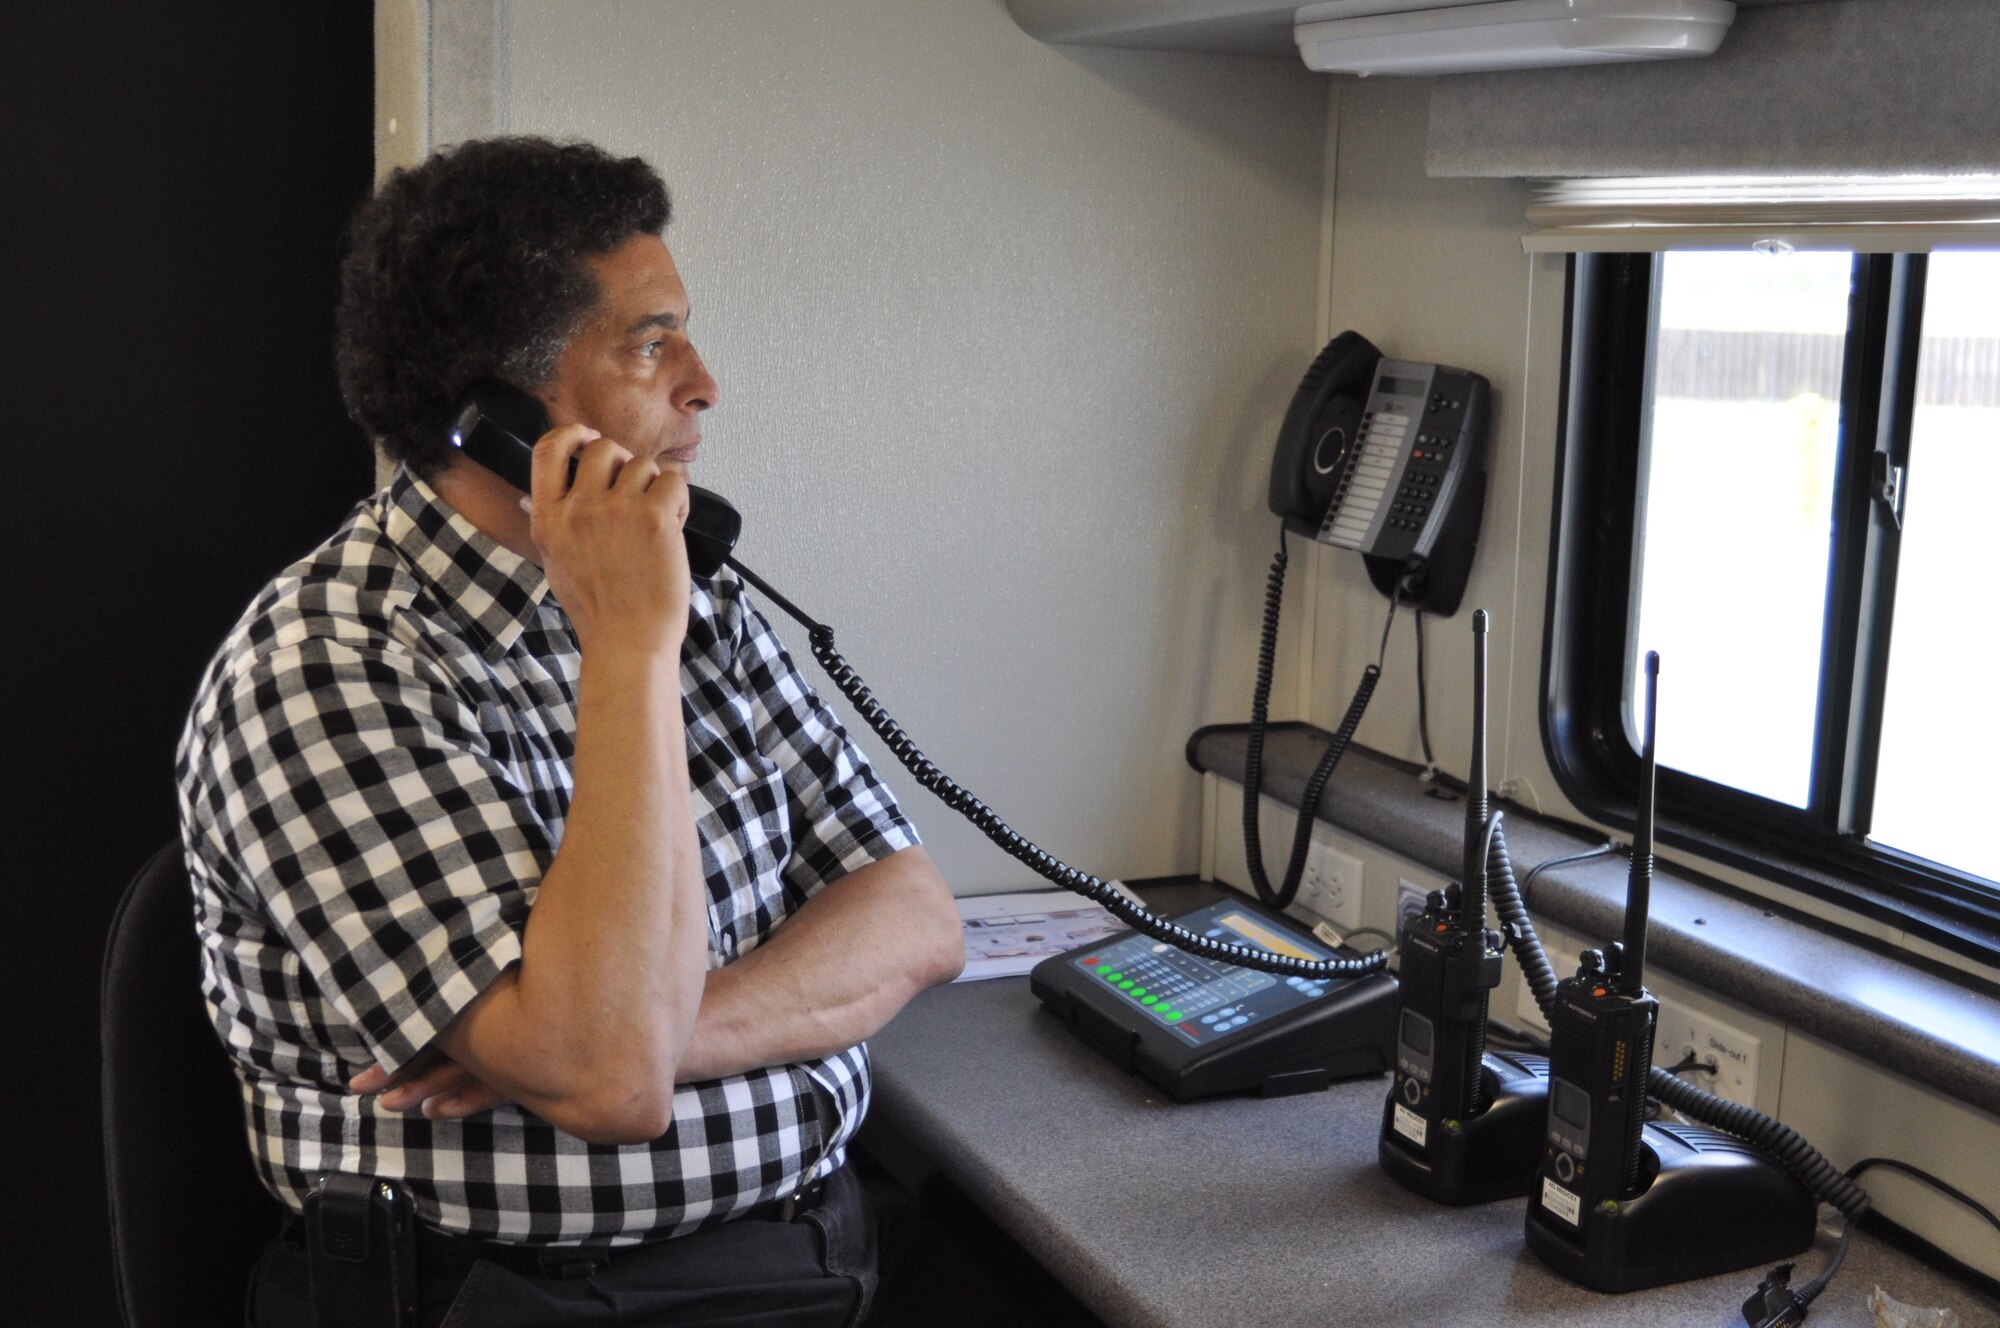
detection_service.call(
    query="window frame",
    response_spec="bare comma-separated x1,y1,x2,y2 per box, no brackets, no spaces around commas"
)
1542,250,2000,968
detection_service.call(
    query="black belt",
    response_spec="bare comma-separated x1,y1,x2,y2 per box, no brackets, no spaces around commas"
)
412,1175,830,1282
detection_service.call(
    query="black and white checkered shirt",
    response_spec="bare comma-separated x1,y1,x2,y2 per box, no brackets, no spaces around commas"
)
176,468,919,1244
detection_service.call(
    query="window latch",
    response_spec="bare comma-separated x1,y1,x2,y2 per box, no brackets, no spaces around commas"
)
1870,454,1904,531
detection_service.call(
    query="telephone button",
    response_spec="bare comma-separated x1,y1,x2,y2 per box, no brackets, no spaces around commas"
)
1554,1152,1576,1183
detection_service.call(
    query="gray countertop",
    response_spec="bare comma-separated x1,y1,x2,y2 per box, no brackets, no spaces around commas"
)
865,884,1999,1328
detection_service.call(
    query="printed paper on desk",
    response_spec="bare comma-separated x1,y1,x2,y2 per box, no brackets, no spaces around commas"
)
953,887,1133,981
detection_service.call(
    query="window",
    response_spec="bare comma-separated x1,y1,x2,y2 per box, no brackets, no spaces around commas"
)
1547,250,2000,961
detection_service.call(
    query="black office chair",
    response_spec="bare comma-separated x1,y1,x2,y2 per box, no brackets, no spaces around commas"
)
102,839,284,1327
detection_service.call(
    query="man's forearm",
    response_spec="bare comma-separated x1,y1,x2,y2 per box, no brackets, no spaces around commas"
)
438,649,709,1140
674,845,965,1082
372,844,962,1123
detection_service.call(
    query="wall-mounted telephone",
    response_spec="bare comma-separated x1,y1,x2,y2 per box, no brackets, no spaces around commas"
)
444,377,1384,986
1238,333,1497,915
1267,331,1491,617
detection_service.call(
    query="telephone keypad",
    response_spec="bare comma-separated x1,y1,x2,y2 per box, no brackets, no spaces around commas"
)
1319,360,1486,562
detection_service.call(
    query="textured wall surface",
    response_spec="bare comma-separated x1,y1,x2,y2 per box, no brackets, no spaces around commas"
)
1308,76,1558,807
1429,0,2000,179
499,0,1330,891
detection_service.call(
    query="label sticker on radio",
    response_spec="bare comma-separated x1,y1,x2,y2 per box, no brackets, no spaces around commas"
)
1541,1177,1582,1226
1392,1104,1427,1146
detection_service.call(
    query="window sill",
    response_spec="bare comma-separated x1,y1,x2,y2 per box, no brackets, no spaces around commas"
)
1188,721,2000,1120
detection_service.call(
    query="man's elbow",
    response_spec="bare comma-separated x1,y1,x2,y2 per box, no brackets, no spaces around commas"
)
542,1070,677,1145
918,888,967,988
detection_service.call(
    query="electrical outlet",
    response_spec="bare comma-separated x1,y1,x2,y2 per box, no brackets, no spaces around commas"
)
1656,1005,1762,1109
1290,841,1325,913
1313,840,1365,933
1295,834,1365,934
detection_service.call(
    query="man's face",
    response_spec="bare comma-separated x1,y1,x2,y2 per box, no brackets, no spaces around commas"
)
540,232,718,469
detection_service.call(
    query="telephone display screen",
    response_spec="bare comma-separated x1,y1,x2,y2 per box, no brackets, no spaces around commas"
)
1377,374,1427,398
1069,901,1338,1047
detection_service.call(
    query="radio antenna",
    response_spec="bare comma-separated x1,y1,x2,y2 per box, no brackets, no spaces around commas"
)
1620,651,1659,997
1460,610,1490,929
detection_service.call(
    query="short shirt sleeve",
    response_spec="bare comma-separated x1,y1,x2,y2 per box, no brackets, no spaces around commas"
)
734,596,921,899
183,630,546,1075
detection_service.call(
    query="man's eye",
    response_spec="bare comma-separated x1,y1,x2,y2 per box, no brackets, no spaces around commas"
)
639,341,663,357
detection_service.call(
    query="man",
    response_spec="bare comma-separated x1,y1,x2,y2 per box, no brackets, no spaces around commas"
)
176,136,965,1326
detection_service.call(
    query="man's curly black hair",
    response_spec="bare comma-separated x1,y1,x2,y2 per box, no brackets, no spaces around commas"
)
336,136,670,476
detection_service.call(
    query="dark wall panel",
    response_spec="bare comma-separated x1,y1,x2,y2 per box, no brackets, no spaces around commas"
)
0,3,375,1320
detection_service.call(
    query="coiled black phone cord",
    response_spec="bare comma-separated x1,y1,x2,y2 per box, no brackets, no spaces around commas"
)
1242,525,1385,911
727,555,1387,981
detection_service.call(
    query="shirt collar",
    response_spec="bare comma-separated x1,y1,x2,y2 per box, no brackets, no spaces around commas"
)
379,467,551,659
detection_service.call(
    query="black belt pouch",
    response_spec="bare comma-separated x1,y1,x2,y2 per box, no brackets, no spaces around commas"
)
303,1172,418,1328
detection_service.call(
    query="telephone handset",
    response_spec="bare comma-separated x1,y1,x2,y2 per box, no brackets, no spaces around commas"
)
449,378,742,579
444,378,1378,984
1268,331,1490,617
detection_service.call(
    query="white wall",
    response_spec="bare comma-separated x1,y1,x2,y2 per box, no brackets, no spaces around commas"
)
482,0,1331,892
1307,75,1565,814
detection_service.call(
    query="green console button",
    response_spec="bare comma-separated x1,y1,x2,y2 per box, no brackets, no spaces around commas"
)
1131,986,1147,998
1103,971,1123,982
1140,995,1158,1006
1118,980,1135,990
1163,1010,1182,1021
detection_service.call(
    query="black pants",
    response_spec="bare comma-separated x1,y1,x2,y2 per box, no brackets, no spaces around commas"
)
248,1166,877,1328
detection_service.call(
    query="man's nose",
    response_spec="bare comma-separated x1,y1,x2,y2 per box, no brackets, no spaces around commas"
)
676,346,719,413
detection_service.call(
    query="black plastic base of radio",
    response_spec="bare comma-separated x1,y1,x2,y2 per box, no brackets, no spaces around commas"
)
1378,1050,1551,1206
1523,1119,1817,1294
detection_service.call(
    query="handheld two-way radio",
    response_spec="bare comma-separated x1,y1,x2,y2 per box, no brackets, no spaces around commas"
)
1377,611,1551,1204
1523,655,1816,1292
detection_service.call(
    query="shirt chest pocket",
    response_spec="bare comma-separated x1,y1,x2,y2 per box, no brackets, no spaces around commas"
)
689,738,794,962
